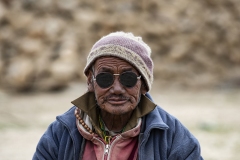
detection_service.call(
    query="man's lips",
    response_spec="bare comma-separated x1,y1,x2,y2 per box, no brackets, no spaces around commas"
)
106,97,129,105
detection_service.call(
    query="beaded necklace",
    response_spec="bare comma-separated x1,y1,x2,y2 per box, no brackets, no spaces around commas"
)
75,108,94,135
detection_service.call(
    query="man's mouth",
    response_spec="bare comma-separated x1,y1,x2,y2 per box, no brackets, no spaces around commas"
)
106,96,129,105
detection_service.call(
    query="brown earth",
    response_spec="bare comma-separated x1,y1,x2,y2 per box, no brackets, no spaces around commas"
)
0,0,240,92
0,82,240,160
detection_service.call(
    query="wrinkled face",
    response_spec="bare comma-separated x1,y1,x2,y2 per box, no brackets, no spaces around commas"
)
87,57,146,115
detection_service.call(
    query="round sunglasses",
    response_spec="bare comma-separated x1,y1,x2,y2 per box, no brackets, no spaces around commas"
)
93,71,141,88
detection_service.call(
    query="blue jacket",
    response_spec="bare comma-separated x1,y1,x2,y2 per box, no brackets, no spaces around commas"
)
33,93,203,160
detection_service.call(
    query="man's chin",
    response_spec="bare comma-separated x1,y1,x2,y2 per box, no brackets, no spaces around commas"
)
101,103,135,115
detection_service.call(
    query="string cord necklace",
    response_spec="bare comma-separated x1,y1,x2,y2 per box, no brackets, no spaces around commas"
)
99,115,126,144
75,107,126,144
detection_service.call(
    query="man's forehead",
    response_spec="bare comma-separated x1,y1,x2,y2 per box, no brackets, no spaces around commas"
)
94,56,130,65
93,56,137,71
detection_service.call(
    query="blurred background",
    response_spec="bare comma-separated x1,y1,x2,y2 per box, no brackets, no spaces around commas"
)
0,0,239,159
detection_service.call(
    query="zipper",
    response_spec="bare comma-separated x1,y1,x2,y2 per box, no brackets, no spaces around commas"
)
105,135,120,160
104,144,110,154
104,144,110,160
95,137,111,160
96,136,119,160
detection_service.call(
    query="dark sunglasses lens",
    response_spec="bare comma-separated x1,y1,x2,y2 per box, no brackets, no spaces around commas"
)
96,73,113,88
120,72,138,88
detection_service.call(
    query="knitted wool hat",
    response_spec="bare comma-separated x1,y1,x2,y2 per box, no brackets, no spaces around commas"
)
84,31,153,91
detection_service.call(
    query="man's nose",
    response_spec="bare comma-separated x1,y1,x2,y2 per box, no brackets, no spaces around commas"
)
110,76,125,94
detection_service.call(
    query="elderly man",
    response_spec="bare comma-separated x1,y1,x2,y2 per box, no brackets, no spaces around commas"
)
33,32,203,160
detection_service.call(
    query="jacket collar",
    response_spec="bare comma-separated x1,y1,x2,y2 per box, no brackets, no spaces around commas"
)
142,93,169,132
56,92,169,150
71,92,158,132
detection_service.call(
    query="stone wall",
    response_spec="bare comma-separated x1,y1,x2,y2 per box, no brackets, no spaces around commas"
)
0,0,239,91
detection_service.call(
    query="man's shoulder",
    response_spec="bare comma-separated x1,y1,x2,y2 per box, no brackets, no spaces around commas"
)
56,106,76,129
145,93,186,129
146,105,188,133
57,106,76,119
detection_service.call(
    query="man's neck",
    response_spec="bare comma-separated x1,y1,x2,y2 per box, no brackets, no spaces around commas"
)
100,110,133,132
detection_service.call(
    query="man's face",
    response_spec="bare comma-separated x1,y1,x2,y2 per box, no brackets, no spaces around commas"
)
88,56,146,116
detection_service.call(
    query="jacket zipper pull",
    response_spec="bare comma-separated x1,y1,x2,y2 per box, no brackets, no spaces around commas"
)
104,144,110,160
104,144,110,154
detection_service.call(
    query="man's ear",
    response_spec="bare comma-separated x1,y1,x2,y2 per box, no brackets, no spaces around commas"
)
141,82,147,95
87,71,94,92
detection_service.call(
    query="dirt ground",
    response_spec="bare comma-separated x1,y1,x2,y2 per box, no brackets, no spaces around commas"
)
0,82,239,160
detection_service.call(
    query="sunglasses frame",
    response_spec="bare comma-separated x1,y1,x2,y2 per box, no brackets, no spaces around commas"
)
92,71,141,88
